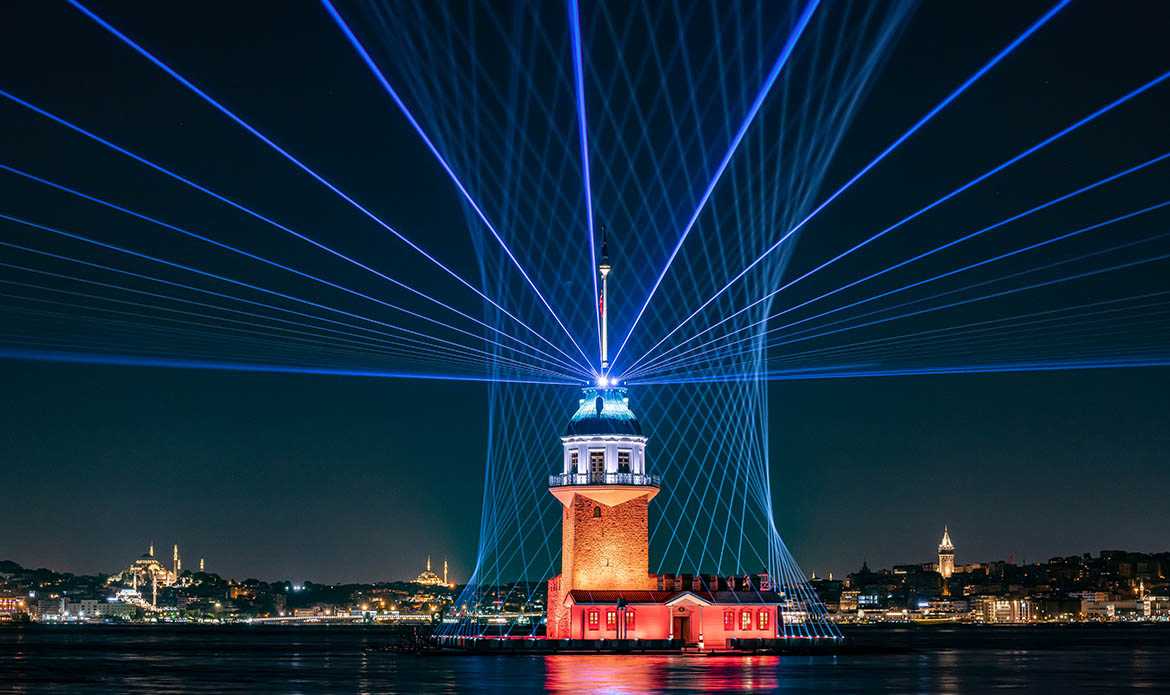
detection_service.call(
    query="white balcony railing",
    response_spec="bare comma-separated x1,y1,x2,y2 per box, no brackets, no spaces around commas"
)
548,472,661,487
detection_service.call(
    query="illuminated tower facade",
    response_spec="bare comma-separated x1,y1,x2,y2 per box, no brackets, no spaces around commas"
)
938,526,955,579
546,385,660,637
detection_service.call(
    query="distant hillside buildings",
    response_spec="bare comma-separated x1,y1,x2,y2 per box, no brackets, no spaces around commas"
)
815,527,1170,623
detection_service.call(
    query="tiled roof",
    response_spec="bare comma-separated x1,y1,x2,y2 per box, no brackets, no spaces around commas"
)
565,589,783,605
566,590,676,604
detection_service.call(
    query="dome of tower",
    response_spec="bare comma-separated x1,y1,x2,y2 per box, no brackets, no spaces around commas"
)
564,386,643,437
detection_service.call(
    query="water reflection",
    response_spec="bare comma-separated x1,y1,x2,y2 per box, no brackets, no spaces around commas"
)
545,654,781,693
3,626,1168,693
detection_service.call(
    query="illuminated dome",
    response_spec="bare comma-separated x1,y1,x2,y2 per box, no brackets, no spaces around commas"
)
564,386,643,437
414,556,450,587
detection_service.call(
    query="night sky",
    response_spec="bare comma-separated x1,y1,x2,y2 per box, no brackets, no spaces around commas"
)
2,1,1168,583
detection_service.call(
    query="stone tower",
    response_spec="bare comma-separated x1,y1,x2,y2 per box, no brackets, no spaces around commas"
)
546,386,660,637
938,526,955,579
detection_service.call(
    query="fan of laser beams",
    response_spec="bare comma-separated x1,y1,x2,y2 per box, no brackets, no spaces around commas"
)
371,1,917,637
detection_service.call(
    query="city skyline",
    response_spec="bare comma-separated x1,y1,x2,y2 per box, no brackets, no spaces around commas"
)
6,516,1167,588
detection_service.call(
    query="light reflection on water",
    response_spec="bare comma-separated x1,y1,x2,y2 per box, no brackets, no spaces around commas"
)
544,654,781,693
1,625,1167,693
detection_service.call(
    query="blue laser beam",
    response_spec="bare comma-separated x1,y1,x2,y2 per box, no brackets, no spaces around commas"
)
0,239,552,374
0,269,573,379
0,91,591,376
645,239,1170,377
632,149,1170,374
0,212,584,380
618,0,1072,373
319,0,593,369
691,306,1170,379
634,65,1170,377
567,0,602,366
610,0,821,372
755,292,1170,368
658,199,1170,377
0,348,580,385
630,358,1170,385
64,0,593,376
0,274,474,367
0,163,584,376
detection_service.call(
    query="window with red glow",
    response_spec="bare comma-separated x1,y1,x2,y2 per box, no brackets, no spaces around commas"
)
723,610,735,630
625,609,636,630
758,609,770,631
587,609,599,629
606,610,617,629
740,609,752,630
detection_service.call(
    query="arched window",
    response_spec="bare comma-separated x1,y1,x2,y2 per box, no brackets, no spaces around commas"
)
723,610,735,631
625,609,636,630
740,609,753,630
569,450,578,474
587,609,600,630
592,506,602,518
758,609,771,631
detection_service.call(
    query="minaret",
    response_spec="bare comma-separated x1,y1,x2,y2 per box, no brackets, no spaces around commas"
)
443,559,449,587
598,227,611,370
148,542,155,558
426,556,432,573
173,544,181,576
938,526,955,579
151,573,157,608
199,558,205,573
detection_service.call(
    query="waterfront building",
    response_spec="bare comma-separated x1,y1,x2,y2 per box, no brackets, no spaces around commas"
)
544,385,782,648
542,245,784,649
977,596,1032,623
0,595,27,620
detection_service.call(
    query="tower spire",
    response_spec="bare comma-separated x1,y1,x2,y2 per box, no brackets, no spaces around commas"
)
599,226,611,371
938,525,956,580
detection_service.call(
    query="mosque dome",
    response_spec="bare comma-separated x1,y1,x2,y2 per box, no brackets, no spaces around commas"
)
564,386,643,437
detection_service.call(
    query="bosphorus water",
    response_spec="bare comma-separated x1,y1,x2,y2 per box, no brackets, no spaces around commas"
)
1,624,1167,693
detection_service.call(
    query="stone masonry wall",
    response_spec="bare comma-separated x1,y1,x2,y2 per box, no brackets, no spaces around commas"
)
565,492,656,591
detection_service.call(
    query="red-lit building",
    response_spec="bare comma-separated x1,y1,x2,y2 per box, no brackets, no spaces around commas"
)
546,386,783,649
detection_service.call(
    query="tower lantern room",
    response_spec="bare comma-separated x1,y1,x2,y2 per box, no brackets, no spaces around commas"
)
555,386,651,488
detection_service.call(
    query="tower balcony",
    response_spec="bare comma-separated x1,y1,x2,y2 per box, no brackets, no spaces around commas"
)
549,472,661,488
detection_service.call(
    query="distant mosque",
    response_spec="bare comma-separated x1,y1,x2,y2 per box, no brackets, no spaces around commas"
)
107,543,185,606
108,543,180,588
414,556,453,588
